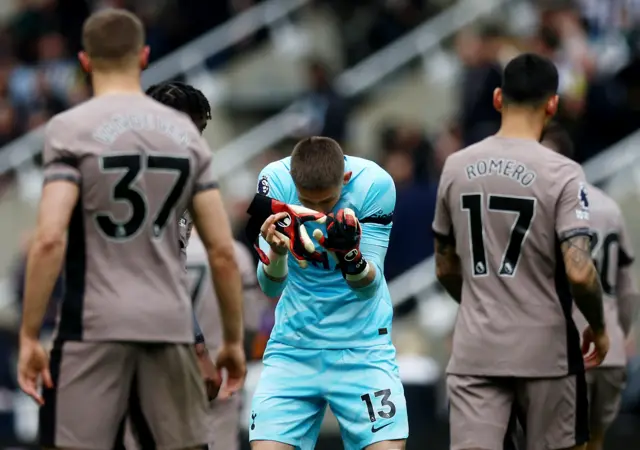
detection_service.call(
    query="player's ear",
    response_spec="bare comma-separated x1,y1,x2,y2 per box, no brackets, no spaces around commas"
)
493,88,503,112
545,94,559,117
139,46,150,70
343,171,352,185
78,51,91,73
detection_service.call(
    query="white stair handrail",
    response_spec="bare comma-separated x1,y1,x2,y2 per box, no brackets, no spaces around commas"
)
211,0,512,178
0,0,311,175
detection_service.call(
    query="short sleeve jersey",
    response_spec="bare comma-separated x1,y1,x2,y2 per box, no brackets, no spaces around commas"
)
186,236,264,348
43,93,217,343
572,184,635,367
433,136,591,377
256,156,396,349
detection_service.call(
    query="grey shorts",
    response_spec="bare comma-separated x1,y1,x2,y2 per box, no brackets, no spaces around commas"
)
123,395,241,450
586,367,626,431
40,341,209,450
447,373,589,450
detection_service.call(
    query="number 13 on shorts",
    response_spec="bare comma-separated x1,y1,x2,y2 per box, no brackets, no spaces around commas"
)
361,389,396,423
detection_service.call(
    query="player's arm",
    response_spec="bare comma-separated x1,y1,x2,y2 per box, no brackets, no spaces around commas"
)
432,160,462,303
21,132,80,340
434,234,462,303
254,168,290,298
332,171,396,298
561,234,604,331
191,188,243,345
616,216,639,336
557,174,605,334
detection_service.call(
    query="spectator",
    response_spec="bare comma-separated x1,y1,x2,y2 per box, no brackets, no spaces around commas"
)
383,149,438,281
455,25,503,147
295,59,350,143
381,122,436,182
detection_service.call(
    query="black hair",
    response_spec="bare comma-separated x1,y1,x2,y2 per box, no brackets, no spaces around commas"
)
145,81,211,122
501,53,559,106
540,121,574,159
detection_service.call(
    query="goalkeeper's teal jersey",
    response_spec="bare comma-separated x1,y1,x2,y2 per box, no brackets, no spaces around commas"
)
256,156,396,349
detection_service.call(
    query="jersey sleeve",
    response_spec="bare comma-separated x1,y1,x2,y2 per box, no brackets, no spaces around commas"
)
432,159,454,242
192,136,219,193
346,168,395,300
256,162,291,256
42,116,81,185
555,164,591,241
255,162,290,298
256,162,289,201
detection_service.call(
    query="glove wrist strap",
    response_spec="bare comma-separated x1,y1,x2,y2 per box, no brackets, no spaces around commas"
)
345,260,369,282
339,250,368,279
263,250,288,278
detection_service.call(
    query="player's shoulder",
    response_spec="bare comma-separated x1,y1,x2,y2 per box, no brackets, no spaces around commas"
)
346,156,395,216
347,156,393,189
257,157,293,195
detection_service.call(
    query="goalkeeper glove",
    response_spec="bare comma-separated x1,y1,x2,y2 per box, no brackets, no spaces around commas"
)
313,208,369,281
246,193,326,269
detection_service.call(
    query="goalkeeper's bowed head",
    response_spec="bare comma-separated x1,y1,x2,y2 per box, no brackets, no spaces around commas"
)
246,194,327,269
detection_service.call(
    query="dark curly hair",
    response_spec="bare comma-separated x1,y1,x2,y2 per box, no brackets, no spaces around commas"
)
145,81,211,130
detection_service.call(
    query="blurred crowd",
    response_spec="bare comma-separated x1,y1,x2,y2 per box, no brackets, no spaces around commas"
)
1,0,640,446
0,0,269,148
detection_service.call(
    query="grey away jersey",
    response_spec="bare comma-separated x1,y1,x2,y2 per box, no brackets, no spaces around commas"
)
43,93,218,343
433,136,591,377
572,184,637,367
185,235,267,348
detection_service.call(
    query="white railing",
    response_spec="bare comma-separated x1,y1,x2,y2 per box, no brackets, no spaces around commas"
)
387,127,640,306
0,0,311,175
211,0,514,178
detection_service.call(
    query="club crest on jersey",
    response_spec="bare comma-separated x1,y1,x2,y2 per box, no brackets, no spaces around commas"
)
576,183,590,220
258,176,270,195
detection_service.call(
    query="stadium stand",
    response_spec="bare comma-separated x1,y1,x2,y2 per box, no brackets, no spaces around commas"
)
0,0,640,448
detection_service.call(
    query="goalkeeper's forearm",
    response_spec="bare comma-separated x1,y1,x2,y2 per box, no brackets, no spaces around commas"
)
346,260,381,300
257,249,288,298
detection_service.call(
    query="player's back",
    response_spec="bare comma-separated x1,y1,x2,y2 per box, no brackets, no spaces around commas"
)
441,136,589,377
44,93,213,343
572,185,630,367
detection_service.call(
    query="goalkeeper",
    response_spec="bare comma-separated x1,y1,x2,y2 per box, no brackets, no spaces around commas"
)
246,137,408,450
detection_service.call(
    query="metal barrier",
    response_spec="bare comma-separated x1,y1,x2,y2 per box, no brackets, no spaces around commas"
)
0,0,311,175
211,0,515,178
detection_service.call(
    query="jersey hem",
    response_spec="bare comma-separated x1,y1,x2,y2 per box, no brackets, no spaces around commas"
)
558,227,592,242
54,335,196,344
268,337,393,350
194,181,219,193
44,174,80,185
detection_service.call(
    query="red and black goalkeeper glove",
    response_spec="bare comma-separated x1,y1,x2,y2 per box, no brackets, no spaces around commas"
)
246,193,326,268
313,208,368,279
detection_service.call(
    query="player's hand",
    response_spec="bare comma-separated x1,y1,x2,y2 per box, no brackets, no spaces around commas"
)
215,342,246,400
17,335,53,405
247,194,327,269
313,208,367,278
194,342,222,401
260,213,292,255
582,326,610,369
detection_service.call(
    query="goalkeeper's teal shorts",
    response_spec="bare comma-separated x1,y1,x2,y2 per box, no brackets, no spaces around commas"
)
248,340,409,449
